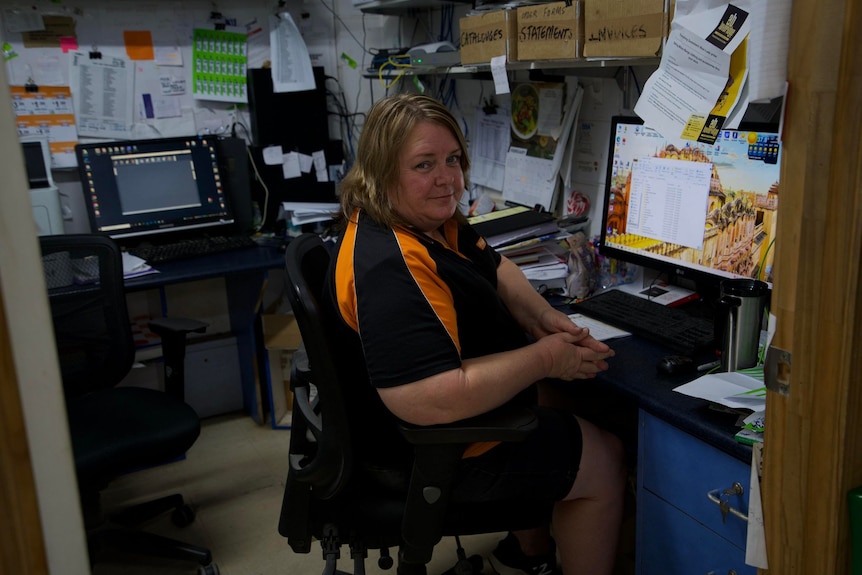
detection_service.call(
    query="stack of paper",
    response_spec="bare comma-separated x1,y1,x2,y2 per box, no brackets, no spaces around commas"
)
673,370,767,445
469,206,562,248
280,202,340,226
122,252,159,279
510,243,569,288
469,205,570,293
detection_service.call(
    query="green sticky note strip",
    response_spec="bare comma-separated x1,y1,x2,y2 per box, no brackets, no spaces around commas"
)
3,42,17,61
341,52,357,69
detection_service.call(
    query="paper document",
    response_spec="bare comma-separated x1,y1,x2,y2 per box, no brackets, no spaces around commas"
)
568,313,631,342
634,2,751,144
615,280,699,307
122,253,158,279
673,371,765,411
746,443,768,569
270,12,315,93
280,202,339,226
471,106,510,191
70,52,134,139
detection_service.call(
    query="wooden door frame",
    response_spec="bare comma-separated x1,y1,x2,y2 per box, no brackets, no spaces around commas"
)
0,294,48,573
763,0,862,572
0,50,89,574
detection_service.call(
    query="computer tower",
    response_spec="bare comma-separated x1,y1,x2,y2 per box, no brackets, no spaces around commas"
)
215,137,255,233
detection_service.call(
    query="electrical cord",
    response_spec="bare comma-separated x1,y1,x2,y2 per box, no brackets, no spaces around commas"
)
379,56,411,89
318,0,374,55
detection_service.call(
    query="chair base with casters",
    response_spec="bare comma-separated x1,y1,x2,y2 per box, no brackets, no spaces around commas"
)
278,233,554,575
70,383,220,574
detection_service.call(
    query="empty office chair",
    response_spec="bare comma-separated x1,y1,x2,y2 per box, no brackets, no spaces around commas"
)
39,234,218,575
278,233,552,575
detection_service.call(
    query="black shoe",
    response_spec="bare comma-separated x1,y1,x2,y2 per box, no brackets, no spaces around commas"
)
487,533,560,575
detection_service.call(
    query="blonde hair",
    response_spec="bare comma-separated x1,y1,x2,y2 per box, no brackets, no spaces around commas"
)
338,93,470,228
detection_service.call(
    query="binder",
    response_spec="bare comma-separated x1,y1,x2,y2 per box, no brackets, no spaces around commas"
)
469,207,560,248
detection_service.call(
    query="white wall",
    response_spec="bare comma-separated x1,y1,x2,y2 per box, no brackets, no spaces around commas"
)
2,0,642,233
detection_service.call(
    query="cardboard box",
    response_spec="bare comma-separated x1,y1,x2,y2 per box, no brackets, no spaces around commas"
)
583,0,667,58
263,313,303,429
459,9,518,64
516,1,584,61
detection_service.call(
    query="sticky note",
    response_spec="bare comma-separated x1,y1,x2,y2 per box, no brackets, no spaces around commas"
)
124,30,155,61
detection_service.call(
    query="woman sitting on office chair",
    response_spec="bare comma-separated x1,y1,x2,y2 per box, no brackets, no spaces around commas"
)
323,92,625,575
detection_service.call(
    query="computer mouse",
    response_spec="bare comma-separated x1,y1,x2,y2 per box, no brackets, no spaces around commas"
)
656,355,696,376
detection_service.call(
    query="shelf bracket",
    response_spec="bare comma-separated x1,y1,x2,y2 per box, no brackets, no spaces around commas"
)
616,66,634,110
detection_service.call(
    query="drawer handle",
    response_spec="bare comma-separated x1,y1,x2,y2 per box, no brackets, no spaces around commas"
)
707,482,748,523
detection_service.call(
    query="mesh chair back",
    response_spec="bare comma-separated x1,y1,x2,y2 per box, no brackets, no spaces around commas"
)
282,233,353,500
40,234,134,398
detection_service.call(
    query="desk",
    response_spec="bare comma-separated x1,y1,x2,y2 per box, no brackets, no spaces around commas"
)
125,246,285,423
553,331,755,574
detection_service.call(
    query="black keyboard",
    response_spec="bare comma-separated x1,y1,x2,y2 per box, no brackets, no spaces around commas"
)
128,234,258,264
570,289,715,355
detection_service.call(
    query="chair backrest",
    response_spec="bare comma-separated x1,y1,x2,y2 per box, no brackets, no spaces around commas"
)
39,234,134,398
281,233,354,499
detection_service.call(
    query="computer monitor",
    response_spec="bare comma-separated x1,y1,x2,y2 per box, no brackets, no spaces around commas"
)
597,116,781,294
76,136,235,241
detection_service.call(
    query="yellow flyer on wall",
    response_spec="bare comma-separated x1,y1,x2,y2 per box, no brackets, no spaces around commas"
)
681,35,749,145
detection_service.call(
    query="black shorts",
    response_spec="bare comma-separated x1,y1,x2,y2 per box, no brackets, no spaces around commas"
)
451,406,583,503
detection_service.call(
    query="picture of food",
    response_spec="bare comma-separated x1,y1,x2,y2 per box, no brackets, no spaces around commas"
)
511,83,539,140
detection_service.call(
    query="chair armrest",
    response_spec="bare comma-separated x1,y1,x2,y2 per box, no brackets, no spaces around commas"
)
398,404,538,445
148,316,209,336
147,317,208,401
397,405,538,567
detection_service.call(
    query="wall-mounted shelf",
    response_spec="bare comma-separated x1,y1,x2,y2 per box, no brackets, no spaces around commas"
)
354,0,471,16
364,56,661,79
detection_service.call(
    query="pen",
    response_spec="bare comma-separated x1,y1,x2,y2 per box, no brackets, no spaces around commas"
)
697,360,721,372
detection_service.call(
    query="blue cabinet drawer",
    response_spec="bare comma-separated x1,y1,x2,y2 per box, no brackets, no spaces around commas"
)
639,490,757,575
639,411,751,549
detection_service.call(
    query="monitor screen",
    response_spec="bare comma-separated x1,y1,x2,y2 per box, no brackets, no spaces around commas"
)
76,136,234,241
597,116,781,291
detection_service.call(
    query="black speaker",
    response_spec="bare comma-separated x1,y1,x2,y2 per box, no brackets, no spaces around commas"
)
215,137,255,233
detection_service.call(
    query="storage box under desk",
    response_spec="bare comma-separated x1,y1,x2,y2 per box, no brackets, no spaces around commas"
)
121,337,244,419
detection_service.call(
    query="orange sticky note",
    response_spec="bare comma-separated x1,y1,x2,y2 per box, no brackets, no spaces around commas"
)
123,30,155,61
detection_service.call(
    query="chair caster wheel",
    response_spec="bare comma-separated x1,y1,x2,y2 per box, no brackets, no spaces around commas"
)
198,563,220,575
444,554,484,575
171,504,195,527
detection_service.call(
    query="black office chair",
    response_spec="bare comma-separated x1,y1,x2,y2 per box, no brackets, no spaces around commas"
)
39,234,219,575
278,233,552,575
